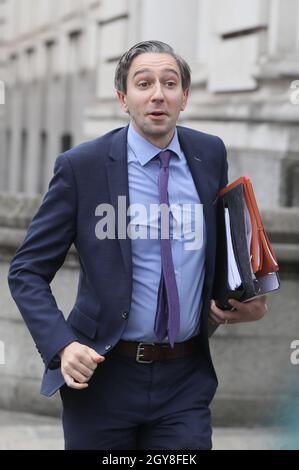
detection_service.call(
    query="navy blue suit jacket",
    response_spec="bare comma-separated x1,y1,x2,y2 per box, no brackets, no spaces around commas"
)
8,125,228,397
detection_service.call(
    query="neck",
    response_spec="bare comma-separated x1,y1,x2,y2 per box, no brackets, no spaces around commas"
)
131,122,175,149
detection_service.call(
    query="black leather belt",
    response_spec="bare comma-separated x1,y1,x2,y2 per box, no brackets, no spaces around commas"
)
110,335,200,363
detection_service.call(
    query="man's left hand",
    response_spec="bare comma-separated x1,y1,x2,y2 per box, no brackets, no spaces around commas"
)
209,295,268,325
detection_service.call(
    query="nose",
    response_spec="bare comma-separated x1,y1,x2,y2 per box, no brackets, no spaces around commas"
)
151,81,164,102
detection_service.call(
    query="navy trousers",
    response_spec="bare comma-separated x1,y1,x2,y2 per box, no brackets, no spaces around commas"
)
60,348,217,450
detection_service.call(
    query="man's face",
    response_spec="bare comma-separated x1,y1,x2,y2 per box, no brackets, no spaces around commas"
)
117,53,189,148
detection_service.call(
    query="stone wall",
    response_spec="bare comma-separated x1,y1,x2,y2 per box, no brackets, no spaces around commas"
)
0,193,298,425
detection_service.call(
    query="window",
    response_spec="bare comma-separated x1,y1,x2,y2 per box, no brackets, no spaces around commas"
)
19,129,28,192
3,128,11,191
68,30,82,74
37,130,47,194
286,163,299,207
45,40,56,76
61,133,72,152
25,47,36,81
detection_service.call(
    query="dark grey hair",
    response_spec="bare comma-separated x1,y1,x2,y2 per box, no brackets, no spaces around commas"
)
114,40,191,94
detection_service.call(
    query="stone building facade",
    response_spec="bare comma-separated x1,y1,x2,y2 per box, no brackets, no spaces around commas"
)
1,0,299,206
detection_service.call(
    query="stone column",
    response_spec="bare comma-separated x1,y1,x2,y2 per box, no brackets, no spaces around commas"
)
268,0,299,57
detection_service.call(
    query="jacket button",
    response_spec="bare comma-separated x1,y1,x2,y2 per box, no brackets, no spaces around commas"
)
122,311,128,319
105,344,112,351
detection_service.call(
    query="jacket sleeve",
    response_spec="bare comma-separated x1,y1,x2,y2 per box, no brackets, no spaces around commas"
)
208,137,229,338
219,137,228,191
7,154,79,369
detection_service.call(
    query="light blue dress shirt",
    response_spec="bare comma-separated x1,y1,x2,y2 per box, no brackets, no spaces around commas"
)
121,123,206,343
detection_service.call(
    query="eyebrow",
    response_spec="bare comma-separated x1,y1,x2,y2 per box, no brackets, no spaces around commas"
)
132,68,180,79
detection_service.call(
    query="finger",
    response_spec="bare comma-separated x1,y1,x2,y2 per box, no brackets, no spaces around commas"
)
210,299,219,313
78,353,98,370
209,312,223,324
208,315,219,325
228,298,243,310
210,308,241,323
68,369,90,384
76,362,95,379
210,307,232,322
210,299,233,316
64,373,88,390
86,347,105,364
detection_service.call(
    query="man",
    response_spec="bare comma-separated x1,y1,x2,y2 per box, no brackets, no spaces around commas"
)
8,40,267,450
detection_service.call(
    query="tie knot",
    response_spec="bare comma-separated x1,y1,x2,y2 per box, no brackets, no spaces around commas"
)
157,150,173,169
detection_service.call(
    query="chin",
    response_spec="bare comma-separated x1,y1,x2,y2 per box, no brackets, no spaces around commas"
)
145,124,172,136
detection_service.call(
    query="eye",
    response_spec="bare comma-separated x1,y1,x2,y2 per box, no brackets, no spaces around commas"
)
165,81,176,87
137,81,149,88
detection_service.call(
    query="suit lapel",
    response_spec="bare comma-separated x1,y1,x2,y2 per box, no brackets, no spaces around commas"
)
177,128,211,205
106,126,132,280
177,128,217,282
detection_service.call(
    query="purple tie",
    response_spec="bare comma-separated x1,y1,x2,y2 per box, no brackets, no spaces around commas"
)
154,150,180,348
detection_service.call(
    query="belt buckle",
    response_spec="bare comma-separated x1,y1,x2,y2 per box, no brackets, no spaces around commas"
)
136,342,155,363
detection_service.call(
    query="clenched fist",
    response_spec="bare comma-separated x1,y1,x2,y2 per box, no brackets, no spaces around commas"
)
59,341,105,389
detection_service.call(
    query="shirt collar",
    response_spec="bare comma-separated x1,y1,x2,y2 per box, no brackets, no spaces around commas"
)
127,122,182,166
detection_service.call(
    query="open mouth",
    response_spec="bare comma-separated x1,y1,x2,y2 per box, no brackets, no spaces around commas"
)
147,111,168,120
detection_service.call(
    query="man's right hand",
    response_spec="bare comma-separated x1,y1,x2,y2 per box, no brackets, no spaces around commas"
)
59,341,105,389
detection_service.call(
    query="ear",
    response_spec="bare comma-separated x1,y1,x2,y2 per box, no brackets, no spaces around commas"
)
116,90,129,114
180,88,189,111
